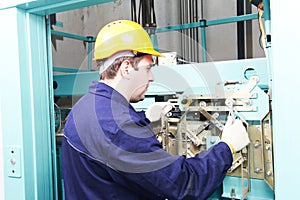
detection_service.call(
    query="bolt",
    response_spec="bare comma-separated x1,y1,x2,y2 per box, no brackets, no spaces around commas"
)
166,112,172,117
266,170,272,176
255,168,262,173
212,113,219,118
244,99,250,106
199,101,206,107
210,138,216,144
10,158,16,165
181,99,187,104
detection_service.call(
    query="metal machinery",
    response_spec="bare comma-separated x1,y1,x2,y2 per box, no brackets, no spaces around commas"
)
146,58,274,199
54,57,274,199
2,0,300,200
52,1,274,198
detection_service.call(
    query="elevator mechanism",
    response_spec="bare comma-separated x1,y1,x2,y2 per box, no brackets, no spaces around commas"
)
148,59,274,199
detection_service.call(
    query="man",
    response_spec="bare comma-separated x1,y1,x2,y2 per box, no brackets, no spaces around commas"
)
62,20,250,200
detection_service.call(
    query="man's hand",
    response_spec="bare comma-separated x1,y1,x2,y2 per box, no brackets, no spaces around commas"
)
145,102,173,122
221,115,250,153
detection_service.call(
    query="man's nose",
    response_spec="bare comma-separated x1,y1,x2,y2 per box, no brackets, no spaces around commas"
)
149,70,154,82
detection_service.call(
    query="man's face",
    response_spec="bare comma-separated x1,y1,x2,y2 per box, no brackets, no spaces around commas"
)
129,55,154,103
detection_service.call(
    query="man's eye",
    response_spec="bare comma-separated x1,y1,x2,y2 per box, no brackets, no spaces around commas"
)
147,64,156,69
152,56,157,65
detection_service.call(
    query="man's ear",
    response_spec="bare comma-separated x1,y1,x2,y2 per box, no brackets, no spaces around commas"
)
119,60,132,78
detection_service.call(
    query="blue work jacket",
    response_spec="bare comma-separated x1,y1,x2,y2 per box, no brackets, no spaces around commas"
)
62,81,233,200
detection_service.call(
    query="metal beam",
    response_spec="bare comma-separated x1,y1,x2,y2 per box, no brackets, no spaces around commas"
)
156,13,258,33
51,30,96,42
18,0,116,15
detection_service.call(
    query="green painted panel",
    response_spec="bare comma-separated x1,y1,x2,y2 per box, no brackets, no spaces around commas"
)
0,7,53,200
0,8,26,200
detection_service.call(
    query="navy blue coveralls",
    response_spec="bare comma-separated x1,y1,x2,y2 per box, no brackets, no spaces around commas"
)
62,81,233,200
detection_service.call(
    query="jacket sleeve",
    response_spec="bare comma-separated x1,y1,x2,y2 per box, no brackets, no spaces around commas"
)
106,120,233,200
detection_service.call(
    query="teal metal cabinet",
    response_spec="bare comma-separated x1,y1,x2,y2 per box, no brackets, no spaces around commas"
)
0,1,115,200
0,7,53,200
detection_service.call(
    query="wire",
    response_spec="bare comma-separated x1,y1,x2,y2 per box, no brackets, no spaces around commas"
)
258,9,266,49
256,6,272,96
257,11,264,50
138,0,142,24
137,0,156,26
177,57,197,64
131,0,137,22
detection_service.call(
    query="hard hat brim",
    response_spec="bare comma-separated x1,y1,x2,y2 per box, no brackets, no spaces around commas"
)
137,49,164,57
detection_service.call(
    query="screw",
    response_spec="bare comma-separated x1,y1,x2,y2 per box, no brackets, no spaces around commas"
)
244,99,251,105
199,101,206,107
10,158,16,165
266,170,272,176
210,138,216,144
181,99,187,104
255,167,262,173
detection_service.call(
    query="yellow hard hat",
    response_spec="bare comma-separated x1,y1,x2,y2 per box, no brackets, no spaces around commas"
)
93,20,163,60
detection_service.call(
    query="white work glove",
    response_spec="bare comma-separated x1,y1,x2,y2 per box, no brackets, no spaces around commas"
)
145,102,173,122
221,115,250,153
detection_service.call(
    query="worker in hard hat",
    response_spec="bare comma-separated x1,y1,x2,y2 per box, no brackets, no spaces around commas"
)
62,19,250,200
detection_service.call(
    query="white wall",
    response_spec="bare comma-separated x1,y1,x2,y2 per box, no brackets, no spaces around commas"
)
272,0,300,198
0,99,4,200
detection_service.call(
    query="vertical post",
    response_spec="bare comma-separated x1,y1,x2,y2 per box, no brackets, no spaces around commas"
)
46,17,58,200
245,2,253,58
150,33,159,51
0,7,53,200
237,0,245,59
0,98,3,200
262,0,272,98
263,0,271,47
199,19,207,62
87,36,94,71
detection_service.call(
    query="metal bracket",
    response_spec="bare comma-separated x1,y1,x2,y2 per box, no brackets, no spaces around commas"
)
6,145,22,178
